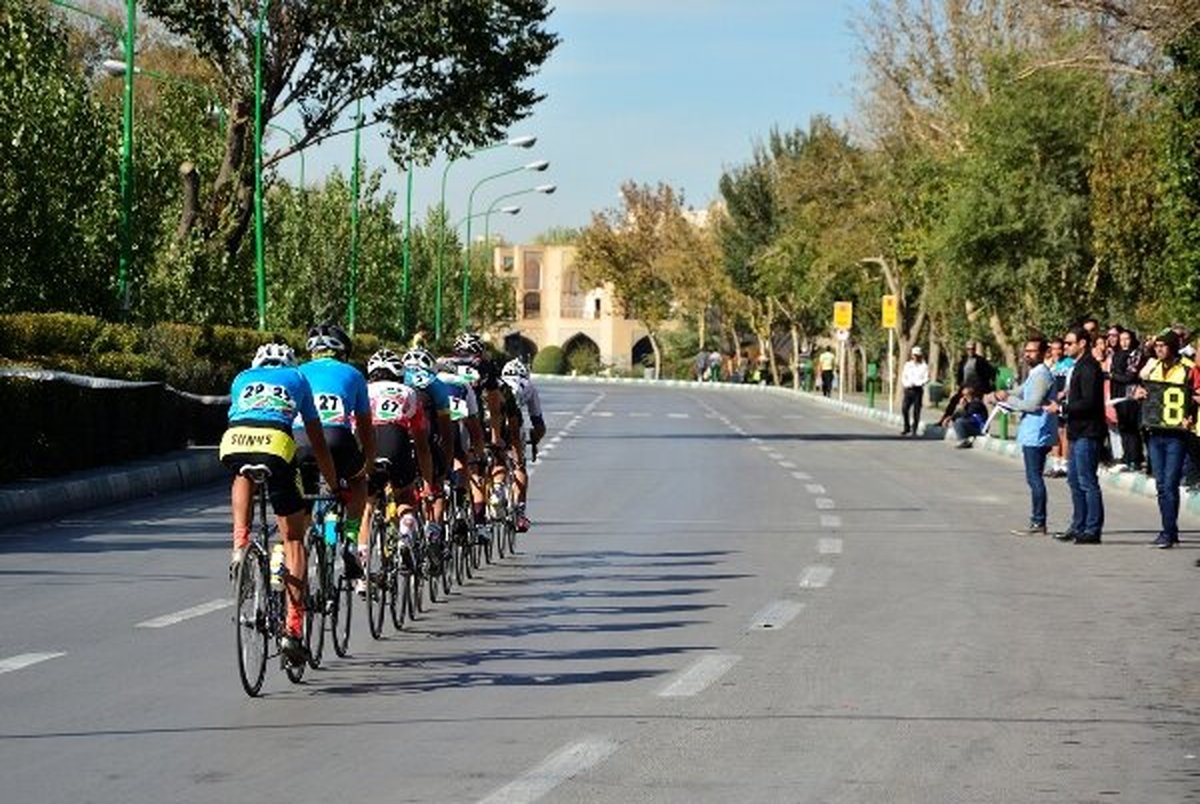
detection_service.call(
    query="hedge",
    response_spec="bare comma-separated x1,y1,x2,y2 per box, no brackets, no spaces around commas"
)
532,344,566,374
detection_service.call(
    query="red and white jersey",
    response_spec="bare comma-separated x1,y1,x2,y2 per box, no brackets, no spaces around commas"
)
368,380,424,431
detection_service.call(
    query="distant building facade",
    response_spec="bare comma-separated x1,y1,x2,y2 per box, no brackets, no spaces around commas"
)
490,244,650,370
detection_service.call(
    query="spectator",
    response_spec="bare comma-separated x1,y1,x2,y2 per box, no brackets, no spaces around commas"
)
1046,336,1075,478
941,340,996,425
818,347,836,397
900,346,929,436
947,385,988,448
1109,328,1145,471
707,349,722,382
693,350,708,382
1133,329,1194,548
1048,327,1105,544
995,336,1058,536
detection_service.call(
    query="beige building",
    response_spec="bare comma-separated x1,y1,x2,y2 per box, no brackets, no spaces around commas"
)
490,244,650,371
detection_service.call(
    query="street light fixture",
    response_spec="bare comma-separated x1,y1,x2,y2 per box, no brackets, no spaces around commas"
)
434,134,537,340
483,183,556,243
461,161,550,328
51,0,136,315
100,59,227,131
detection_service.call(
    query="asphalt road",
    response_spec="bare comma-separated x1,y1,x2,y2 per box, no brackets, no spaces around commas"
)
2,381,1199,803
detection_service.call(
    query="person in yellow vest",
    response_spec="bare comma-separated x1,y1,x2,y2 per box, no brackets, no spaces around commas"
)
818,347,836,397
1133,330,1196,548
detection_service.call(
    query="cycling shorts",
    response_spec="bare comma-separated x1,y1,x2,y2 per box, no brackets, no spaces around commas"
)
219,424,305,517
370,425,419,492
294,427,365,495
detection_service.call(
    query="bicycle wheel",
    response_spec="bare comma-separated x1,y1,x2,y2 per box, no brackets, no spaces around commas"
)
366,517,387,640
389,564,408,630
284,610,306,684
305,536,328,669
496,513,508,559
234,547,269,697
506,516,518,555
331,546,354,657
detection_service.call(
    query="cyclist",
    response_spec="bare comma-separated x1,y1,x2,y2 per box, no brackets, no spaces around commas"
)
220,342,341,664
500,358,545,532
437,359,487,543
293,322,376,591
401,347,454,571
443,332,507,532
360,349,435,570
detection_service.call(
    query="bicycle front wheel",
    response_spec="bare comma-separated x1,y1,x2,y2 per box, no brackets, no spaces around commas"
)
234,548,269,697
331,545,354,657
306,537,328,669
366,518,387,640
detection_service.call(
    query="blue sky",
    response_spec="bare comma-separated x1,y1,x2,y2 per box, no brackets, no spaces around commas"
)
286,0,868,243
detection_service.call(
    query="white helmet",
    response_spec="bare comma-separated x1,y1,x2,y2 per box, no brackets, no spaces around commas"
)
402,347,435,371
367,348,403,379
502,358,529,380
454,331,485,356
252,342,297,368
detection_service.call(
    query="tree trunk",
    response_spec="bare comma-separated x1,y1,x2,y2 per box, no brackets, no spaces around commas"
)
790,323,801,389
176,162,199,243
697,306,707,352
988,311,1017,370
928,318,942,383
648,329,662,379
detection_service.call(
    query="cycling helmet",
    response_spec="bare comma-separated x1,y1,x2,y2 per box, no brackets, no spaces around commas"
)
502,358,530,380
406,367,435,389
306,322,352,356
252,342,297,368
402,347,435,371
454,331,485,356
367,348,404,379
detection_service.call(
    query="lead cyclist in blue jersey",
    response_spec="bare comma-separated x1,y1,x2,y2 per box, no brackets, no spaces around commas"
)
220,342,341,664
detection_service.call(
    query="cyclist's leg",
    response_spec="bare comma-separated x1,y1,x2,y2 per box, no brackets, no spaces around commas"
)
264,457,309,638
230,474,253,557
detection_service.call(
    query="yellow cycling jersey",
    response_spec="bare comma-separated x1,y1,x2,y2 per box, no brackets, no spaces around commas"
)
219,426,297,462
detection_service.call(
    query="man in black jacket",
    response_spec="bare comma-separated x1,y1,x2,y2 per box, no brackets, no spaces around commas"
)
940,340,997,426
1047,327,1105,543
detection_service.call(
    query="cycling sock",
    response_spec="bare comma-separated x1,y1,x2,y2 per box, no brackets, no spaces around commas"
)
233,525,251,550
286,604,304,635
342,517,361,542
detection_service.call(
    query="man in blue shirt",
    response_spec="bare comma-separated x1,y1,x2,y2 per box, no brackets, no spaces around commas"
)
995,336,1059,536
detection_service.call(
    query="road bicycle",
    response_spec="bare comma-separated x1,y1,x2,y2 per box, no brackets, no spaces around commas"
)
365,459,413,638
304,490,353,662
232,464,306,697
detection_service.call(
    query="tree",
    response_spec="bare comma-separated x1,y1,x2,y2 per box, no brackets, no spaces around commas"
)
576,182,682,379
0,0,117,315
141,0,558,275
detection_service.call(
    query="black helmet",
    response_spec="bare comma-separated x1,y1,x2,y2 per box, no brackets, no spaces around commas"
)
306,322,352,357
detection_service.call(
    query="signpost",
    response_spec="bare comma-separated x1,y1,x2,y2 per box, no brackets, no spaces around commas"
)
882,295,897,415
833,302,853,402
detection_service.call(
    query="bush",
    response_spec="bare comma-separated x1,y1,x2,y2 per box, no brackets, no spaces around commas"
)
532,345,566,374
0,312,104,357
566,345,600,375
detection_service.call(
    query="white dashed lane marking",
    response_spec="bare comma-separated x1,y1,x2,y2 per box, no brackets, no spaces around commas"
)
820,514,842,528
591,411,614,418
477,737,619,804
778,461,797,469
818,538,843,555
805,484,826,495
667,412,690,419
815,498,836,510
791,471,812,481
135,599,233,629
749,600,805,630
0,652,66,675
658,654,742,697
799,566,835,589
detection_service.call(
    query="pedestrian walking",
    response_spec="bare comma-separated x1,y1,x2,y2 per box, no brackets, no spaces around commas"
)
994,337,1058,536
1048,327,1105,544
900,346,929,436
818,347,836,397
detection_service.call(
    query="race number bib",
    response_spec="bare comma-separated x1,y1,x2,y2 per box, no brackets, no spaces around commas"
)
448,396,470,422
314,393,347,426
235,382,296,418
1141,381,1190,430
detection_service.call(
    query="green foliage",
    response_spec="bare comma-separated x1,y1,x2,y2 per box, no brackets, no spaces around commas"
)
0,1,118,315
531,345,565,375
565,340,601,375
0,312,106,357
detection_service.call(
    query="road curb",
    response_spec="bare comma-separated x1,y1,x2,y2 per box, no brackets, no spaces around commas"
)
0,447,223,526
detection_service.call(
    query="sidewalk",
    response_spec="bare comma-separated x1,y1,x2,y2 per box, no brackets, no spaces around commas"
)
0,446,223,527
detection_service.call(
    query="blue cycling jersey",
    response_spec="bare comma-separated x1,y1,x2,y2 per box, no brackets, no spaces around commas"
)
295,357,370,430
228,365,319,428
404,368,451,413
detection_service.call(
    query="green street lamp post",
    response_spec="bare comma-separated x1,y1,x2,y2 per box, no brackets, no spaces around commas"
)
462,160,549,328
435,134,536,340
51,1,136,315
348,98,363,334
254,0,268,330
101,59,227,131
483,183,556,244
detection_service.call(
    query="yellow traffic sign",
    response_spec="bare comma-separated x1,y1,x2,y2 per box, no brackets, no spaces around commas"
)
881,295,898,329
833,301,853,330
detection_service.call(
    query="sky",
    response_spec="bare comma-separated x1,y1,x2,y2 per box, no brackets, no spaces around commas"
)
281,0,869,244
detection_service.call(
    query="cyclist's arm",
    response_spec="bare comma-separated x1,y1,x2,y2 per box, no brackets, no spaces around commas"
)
303,419,340,491
465,416,485,460
437,410,454,469
355,410,376,472
412,419,435,490
485,387,504,445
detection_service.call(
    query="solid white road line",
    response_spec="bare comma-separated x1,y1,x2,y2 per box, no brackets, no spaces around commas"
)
749,600,805,630
658,654,742,698
0,652,66,675
135,599,233,629
820,514,843,528
815,497,836,510
477,737,620,804
818,538,844,555
799,565,835,589
805,483,826,495
791,471,812,481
